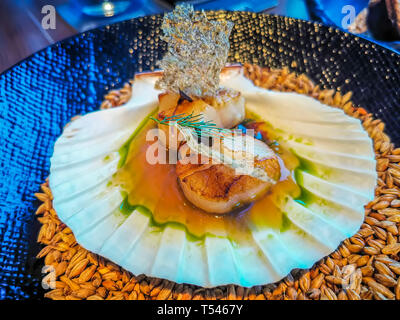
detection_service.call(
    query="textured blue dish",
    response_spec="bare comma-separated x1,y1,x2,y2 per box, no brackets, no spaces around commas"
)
0,12,399,300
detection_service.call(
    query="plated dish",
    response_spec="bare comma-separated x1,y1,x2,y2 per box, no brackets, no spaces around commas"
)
43,5,375,289
36,63,400,300
3,6,397,298
33,5,398,300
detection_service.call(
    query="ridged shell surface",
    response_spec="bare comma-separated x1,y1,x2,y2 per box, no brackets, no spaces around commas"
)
49,67,376,287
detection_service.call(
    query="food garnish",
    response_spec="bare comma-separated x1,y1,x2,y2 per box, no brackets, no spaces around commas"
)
151,112,231,139
155,4,233,97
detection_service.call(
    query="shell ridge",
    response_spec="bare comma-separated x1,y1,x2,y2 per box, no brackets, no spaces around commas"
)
119,223,164,276
62,188,123,233
50,171,115,204
298,180,372,214
50,155,119,184
49,165,118,198
71,207,129,254
226,237,274,287
203,237,216,287
284,133,373,144
51,182,118,220
297,170,373,203
296,189,368,227
263,112,363,133
295,158,376,197
96,212,137,258
262,120,367,140
50,155,119,189
249,229,297,280
204,236,245,286
54,128,132,154
117,210,152,267
171,232,187,285
50,150,117,169
284,198,348,250
286,141,376,162
258,111,361,125
225,242,246,286
296,155,376,176
149,227,186,282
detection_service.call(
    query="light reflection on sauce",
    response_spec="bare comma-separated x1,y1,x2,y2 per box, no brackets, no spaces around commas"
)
112,116,301,243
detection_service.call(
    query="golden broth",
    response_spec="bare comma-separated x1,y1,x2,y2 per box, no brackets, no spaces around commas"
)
111,115,301,243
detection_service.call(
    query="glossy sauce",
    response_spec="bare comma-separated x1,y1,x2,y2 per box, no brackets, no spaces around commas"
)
112,116,301,243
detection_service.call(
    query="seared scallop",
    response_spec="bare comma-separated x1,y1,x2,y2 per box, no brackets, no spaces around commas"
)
156,89,245,150
202,88,245,128
176,138,281,214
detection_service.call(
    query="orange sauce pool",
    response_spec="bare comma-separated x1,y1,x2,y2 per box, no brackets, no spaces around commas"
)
111,117,301,243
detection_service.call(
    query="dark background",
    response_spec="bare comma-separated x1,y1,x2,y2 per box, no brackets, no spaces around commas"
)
0,0,370,74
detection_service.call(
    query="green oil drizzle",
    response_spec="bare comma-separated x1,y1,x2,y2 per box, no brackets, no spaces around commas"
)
119,193,215,244
280,213,292,232
294,187,314,208
295,155,318,176
290,148,318,209
117,108,158,168
295,152,334,181
112,109,214,244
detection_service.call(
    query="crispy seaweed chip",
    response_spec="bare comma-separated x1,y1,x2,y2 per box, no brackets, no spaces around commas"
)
155,4,233,97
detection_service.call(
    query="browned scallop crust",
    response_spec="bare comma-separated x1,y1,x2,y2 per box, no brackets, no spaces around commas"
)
176,156,281,213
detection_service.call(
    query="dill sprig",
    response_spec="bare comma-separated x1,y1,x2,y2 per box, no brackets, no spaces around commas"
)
150,113,275,183
150,113,232,139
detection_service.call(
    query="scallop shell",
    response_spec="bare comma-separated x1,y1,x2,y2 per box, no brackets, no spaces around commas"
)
49,66,376,287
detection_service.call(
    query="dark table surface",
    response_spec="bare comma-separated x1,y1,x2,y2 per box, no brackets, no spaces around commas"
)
2,0,387,75
0,0,313,74
0,0,76,74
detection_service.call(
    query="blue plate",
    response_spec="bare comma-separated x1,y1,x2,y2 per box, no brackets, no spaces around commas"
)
0,11,399,299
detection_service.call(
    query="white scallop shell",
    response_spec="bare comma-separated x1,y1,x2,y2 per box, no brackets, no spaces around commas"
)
49,67,376,287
